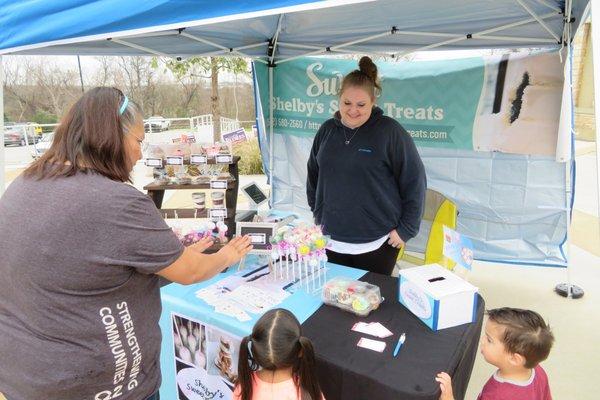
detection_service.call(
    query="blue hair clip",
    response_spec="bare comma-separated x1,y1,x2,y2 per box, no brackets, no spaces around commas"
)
119,96,129,115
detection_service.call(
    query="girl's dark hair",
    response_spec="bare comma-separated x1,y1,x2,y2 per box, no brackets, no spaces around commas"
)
237,309,322,400
24,86,141,183
340,56,381,99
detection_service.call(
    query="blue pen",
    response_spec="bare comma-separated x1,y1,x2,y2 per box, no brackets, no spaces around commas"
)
393,333,406,357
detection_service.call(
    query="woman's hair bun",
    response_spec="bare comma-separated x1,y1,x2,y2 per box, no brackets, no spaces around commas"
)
358,56,378,83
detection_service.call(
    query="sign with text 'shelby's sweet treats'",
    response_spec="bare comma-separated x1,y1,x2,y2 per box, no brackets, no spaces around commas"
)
254,51,564,156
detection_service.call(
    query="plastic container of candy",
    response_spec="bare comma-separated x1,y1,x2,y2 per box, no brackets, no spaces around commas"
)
321,277,383,317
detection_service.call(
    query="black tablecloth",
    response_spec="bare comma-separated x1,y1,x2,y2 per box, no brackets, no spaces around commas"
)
302,272,484,400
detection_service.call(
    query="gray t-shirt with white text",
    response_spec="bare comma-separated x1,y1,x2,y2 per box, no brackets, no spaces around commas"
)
0,170,184,400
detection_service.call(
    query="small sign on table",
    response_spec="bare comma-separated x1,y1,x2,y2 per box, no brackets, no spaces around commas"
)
166,156,184,165
210,180,228,190
145,158,163,168
190,154,208,164
215,154,233,164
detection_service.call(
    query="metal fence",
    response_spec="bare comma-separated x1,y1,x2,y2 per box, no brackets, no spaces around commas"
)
4,114,243,140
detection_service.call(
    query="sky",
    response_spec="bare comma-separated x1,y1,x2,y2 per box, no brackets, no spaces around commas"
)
1,49,503,85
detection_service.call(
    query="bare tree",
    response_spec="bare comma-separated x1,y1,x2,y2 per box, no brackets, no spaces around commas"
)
114,56,164,115
32,60,79,117
162,56,248,142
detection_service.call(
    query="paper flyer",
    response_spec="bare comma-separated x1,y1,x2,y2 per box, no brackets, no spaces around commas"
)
443,226,474,270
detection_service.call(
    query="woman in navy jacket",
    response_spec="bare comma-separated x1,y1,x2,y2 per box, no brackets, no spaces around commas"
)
307,56,427,275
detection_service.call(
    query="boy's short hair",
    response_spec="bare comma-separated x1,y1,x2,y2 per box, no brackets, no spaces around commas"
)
487,307,554,368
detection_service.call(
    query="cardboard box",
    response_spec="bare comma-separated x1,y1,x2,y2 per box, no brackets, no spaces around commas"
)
398,264,478,330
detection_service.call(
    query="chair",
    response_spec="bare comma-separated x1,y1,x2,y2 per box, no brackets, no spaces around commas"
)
397,189,458,270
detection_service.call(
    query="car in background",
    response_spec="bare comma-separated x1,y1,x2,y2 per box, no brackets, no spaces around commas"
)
31,132,54,158
144,116,171,132
3,124,37,146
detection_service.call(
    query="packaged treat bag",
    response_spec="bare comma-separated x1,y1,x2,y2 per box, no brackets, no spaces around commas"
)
146,144,165,160
322,277,383,317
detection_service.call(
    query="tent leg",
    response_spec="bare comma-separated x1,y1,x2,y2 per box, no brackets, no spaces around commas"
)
0,55,5,196
268,65,274,206
555,14,583,299
554,188,584,299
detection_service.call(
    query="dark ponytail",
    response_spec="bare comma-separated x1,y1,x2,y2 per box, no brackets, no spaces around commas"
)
296,336,322,400
236,336,257,400
340,56,381,99
236,309,324,400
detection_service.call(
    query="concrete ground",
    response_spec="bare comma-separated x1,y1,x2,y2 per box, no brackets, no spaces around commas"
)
462,141,599,400
1,141,598,399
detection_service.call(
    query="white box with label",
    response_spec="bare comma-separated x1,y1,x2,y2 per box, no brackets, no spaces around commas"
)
398,264,478,331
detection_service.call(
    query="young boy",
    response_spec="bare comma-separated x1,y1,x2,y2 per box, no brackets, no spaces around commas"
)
436,307,554,400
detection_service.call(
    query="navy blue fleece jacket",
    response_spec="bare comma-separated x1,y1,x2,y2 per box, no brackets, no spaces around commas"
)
306,106,427,243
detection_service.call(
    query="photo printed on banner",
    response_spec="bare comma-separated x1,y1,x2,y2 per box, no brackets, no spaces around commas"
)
172,313,241,400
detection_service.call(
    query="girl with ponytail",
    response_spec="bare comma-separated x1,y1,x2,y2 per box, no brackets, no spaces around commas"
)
234,308,325,400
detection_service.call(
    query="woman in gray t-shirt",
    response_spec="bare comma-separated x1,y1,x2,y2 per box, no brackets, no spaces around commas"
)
0,87,251,400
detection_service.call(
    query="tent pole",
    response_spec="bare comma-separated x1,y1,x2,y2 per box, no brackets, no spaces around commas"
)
515,0,561,42
592,0,600,254
110,38,170,57
179,32,266,59
77,56,85,93
555,0,583,299
0,55,5,196
268,65,274,205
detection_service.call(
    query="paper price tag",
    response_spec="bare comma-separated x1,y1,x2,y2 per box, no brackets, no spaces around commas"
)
352,322,393,338
210,180,228,189
357,338,386,353
215,154,233,164
209,209,227,219
166,156,184,165
249,233,267,245
190,154,207,164
145,158,163,168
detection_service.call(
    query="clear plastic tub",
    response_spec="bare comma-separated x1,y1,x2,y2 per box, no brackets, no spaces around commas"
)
322,277,383,317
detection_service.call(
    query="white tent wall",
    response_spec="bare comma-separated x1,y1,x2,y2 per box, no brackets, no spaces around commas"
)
258,125,570,266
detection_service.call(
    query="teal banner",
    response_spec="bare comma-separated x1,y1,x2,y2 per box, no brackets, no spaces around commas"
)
255,56,485,150
254,52,564,155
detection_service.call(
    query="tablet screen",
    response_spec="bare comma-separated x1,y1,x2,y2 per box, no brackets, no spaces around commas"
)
244,184,267,205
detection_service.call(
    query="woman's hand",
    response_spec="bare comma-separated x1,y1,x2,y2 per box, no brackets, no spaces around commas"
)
435,372,455,400
388,230,405,249
189,237,214,253
218,235,253,265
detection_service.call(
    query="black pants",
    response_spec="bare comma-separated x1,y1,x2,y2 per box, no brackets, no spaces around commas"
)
326,241,400,276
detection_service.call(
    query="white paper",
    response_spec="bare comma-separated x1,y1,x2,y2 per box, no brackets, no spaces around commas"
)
357,337,386,353
352,322,393,338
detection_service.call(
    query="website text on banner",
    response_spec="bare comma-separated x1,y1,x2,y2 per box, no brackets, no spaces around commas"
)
255,52,564,157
